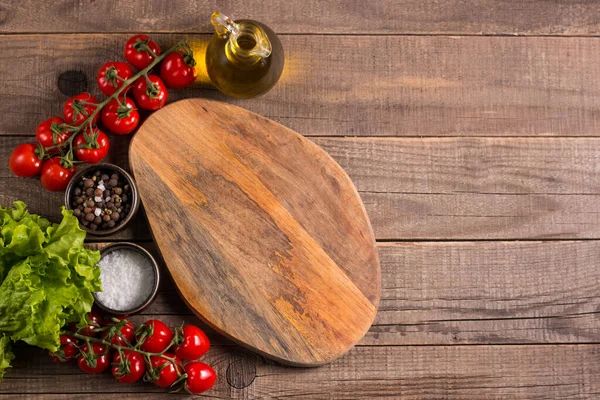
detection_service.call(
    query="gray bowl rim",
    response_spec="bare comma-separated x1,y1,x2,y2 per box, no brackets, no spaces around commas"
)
93,242,160,316
64,163,140,236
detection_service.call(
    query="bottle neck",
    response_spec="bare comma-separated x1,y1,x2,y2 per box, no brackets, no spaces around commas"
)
224,22,272,66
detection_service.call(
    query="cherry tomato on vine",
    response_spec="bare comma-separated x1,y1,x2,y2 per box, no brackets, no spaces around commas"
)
184,362,216,394
49,334,79,362
160,51,197,89
63,93,99,127
70,310,103,337
124,34,161,70
9,143,43,177
112,350,146,384
149,353,182,388
138,319,173,353
133,75,168,111
101,97,140,135
174,325,210,360
101,317,135,346
97,61,134,96
36,116,70,154
40,158,75,192
77,342,110,374
73,128,110,164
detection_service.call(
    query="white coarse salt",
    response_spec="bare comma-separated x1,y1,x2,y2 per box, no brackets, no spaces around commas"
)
94,248,155,311
94,196,103,202
94,208,102,216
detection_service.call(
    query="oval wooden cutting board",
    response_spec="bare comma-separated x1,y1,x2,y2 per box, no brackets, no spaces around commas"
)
130,99,380,366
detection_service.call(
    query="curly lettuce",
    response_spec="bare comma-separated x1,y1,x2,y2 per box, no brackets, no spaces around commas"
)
0,202,101,380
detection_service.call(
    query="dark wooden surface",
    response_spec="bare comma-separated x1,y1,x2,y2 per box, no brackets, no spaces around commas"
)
130,99,380,366
0,0,599,398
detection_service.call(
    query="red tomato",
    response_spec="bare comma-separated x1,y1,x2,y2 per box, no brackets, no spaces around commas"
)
101,97,140,135
40,158,75,192
124,34,161,70
73,128,110,164
101,317,135,346
97,61,134,96
184,362,216,394
133,74,168,111
9,143,43,177
63,93,99,127
174,325,210,360
36,116,70,153
70,310,103,337
49,335,79,362
138,319,174,353
149,353,182,388
112,350,146,384
160,52,197,89
77,342,110,374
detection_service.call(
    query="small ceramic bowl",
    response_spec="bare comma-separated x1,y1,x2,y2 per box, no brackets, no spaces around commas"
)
93,243,160,315
65,163,140,236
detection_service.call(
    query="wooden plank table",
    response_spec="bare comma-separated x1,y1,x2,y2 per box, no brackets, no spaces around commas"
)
1,1,600,398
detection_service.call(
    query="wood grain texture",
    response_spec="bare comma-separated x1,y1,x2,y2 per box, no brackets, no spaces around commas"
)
0,34,599,137
4,135,600,240
1,0,600,35
1,344,599,399
130,99,380,365
117,241,600,346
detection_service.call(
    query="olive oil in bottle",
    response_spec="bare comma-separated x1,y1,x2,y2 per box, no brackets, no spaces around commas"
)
206,12,284,99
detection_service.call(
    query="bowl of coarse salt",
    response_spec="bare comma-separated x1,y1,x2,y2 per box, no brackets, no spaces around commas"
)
94,243,160,315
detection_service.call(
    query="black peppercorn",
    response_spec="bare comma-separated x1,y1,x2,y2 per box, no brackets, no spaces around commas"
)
85,188,94,196
107,178,118,188
107,220,116,228
94,188,103,197
85,199,95,208
94,216,102,225
102,214,111,222
84,179,94,188
83,207,93,214
85,213,95,222
73,209,81,217
101,174,110,182
90,223,98,231
74,187,82,196
111,212,120,222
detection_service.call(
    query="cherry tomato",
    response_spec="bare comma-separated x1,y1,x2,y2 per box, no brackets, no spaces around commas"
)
184,362,216,394
63,93,99,127
73,128,110,164
77,342,110,374
36,116,70,154
97,61,134,96
9,143,43,177
101,317,135,346
112,350,146,384
40,158,75,192
174,325,210,360
160,51,196,89
101,97,140,135
149,353,182,388
138,319,173,353
70,310,103,337
124,34,161,70
49,335,79,362
133,74,168,111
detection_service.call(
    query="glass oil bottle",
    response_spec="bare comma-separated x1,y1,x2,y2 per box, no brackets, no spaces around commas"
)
206,12,284,99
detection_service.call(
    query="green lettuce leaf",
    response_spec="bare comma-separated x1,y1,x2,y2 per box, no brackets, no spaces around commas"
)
0,335,14,380
0,202,101,380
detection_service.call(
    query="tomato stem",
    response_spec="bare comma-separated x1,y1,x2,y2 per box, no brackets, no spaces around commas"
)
40,39,187,164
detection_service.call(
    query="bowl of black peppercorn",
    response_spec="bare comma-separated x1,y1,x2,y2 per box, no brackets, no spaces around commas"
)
65,163,140,236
